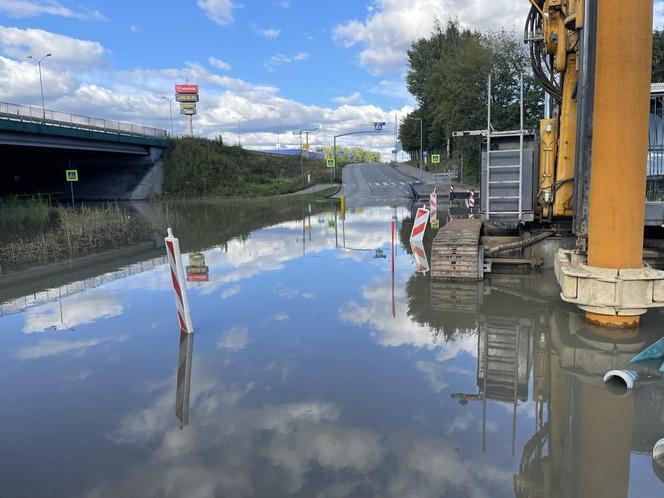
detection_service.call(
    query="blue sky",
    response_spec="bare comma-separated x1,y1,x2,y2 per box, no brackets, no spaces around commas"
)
0,0,662,155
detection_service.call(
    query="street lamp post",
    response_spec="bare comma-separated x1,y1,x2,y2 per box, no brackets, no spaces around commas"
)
27,53,52,120
162,97,174,137
293,127,319,184
234,116,246,146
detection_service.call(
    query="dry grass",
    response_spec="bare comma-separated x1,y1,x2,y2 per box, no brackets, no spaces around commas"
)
0,203,153,270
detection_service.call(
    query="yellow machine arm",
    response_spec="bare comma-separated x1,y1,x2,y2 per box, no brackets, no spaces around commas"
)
527,0,583,218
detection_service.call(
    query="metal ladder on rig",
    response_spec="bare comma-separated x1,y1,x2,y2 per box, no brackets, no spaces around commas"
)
485,74,525,221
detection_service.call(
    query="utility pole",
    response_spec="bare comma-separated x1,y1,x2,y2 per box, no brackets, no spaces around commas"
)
394,112,398,163
27,53,52,120
234,116,245,146
420,118,423,178
293,127,319,184
299,130,304,183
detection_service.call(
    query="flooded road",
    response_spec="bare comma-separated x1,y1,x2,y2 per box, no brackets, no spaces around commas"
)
2,198,664,498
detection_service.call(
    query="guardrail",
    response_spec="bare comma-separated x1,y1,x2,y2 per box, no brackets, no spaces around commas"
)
0,101,167,140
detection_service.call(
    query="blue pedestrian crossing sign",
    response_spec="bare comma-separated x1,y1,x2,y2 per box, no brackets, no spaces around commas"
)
326,158,335,168
66,169,78,182
431,154,441,164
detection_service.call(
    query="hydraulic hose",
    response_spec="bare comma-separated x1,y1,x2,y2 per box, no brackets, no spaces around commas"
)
485,231,556,255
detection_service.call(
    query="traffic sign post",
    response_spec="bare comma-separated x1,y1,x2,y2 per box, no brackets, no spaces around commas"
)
326,158,335,168
66,169,78,206
431,154,441,164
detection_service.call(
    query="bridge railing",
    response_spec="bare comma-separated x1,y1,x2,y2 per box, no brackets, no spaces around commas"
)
0,101,167,140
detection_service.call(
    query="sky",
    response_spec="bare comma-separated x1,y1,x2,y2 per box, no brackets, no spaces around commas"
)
1,0,663,158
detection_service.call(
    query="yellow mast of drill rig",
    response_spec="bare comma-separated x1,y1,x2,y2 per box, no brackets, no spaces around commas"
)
526,0,581,220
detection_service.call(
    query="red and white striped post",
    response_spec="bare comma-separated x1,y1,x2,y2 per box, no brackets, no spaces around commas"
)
165,228,194,334
391,217,396,318
449,184,454,195
429,188,438,227
411,240,430,274
410,207,430,242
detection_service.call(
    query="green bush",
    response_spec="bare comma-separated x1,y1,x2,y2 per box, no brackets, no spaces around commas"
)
163,137,335,197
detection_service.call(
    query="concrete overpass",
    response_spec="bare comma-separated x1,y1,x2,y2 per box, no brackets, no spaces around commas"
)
0,102,168,200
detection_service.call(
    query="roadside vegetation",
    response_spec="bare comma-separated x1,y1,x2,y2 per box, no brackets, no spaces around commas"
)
164,137,339,197
400,22,664,184
0,196,52,243
0,201,153,271
399,21,543,184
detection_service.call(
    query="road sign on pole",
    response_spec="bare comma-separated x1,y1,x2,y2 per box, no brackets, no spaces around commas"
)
66,169,78,206
326,158,335,168
431,154,441,164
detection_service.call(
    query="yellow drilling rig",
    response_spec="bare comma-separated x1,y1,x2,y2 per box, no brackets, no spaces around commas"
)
525,0,658,327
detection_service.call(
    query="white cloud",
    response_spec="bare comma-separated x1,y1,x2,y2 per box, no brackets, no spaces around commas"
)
95,369,512,498
0,55,75,101
333,91,365,105
197,0,236,26
251,23,281,39
369,77,416,105
0,0,105,20
273,285,314,300
271,312,290,321
415,360,449,393
216,325,249,351
333,0,528,75
208,56,231,71
339,274,478,357
22,291,124,333
14,335,125,360
656,1,664,29
264,51,309,71
0,26,105,66
221,285,241,299
0,27,413,160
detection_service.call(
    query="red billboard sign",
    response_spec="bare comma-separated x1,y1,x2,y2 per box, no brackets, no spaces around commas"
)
175,84,199,94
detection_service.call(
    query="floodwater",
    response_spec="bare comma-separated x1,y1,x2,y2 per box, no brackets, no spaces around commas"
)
1,198,664,498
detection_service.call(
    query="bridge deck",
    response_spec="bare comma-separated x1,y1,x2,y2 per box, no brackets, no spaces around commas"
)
0,101,168,149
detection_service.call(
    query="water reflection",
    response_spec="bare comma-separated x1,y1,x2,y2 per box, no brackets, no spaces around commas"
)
404,271,664,497
175,331,194,429
1,202,664,497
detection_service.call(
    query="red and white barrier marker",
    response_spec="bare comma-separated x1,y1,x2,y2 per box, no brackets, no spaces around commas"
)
468,189,476,208
165,228,194,334
411,240,430,274
449,184,454,195
429,188,437,226
410,207,430,242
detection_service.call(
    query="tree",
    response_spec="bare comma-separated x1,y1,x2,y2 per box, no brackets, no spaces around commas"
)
654,29,664,83
400,24,543,180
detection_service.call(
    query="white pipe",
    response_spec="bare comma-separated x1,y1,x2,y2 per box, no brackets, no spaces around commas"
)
603,369,639,396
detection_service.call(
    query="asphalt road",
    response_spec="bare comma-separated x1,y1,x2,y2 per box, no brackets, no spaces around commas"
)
341,163,414,207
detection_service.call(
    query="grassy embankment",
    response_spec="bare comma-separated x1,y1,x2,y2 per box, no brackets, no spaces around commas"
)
0,197,152,272
0,138,339,272
164,137,338,197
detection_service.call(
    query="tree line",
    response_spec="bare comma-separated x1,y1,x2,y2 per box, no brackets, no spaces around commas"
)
399,21,664,182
